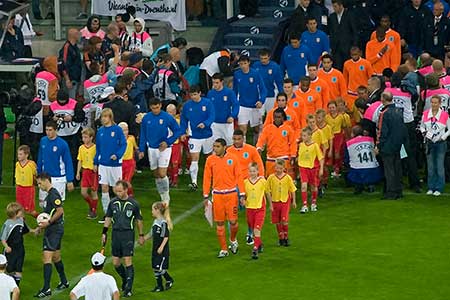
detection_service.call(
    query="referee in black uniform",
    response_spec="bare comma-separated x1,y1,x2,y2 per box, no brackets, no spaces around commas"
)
34,173,69,298
102,180,144,298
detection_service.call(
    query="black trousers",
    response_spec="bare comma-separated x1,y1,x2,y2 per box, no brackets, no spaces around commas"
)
405,122,420,188
382,153,403,199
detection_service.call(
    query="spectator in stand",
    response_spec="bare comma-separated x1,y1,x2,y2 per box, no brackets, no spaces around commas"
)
367,76,383,104
0,18,24,62
150,37,188,64
287,0,322,37
419,95,450,196
301,17,330,64
318,54,347,101
370,15,401,71
280,34,312,87
76,0,89,19
238,0,260,18
15,7,43,58
32,0,54,19
423,2,450,60
424,0,450,16
253,48,283,114
115,17,130,51
60,28,82,99
398,0,432,58
307,63,331,108
101,23,120,67
80,16,105,44
83,37,106,79
366,28,396,76
375,91,407,200
128,18,153,57
311,0,329,31
343,47,374,108
328,0,358,70
199,49,236,94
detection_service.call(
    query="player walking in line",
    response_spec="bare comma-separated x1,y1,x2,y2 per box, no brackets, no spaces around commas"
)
101,181,144,297
241,163,270,259
266,159,297,247
15,145,38,216
34,173,69,298
94,108,127,223
139,98,181,203
76,128,99,219
119,122,138,196
144,201,174,292
203,138,244,258
37,121,75,207
298,127,324,213
181,85,215,191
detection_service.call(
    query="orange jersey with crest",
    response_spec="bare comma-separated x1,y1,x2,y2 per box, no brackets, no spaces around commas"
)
256,123,297,159
370,29,401,71
343,58,374,94
310,77,331,109
365,38,396,75
294,88,322,127
227,143,265,180
318,68,347,101
203,151,244,197
264,106,301,138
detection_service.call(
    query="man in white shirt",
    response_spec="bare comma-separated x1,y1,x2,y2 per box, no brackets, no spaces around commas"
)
0,255,20,300
70,252,120,300
15,8,43,58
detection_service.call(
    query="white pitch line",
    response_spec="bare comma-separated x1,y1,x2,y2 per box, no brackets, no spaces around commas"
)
51,201,204,298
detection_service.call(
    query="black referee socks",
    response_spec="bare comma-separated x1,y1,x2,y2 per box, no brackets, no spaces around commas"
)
126,265,135,291
54,260,68,284
115,264,126,281
43,263,52,290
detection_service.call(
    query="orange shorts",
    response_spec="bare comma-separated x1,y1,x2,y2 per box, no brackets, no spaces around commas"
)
212,191,238,222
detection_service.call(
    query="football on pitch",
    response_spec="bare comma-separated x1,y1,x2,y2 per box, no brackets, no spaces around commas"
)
36,212,51,225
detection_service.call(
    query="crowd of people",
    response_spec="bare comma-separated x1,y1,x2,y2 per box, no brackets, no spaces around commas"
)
2,0,450,299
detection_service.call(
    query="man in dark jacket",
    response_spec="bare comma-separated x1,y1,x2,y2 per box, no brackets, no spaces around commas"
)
287,0,322,37
397,0,433,58
0,18,25,61
346,0,375,54
103,82,137,135
423,2,450,60
59,28,82,99
375,91,408,200
328,0,359,70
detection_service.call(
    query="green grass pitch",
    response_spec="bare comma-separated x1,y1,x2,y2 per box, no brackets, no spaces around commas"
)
1,138,450,300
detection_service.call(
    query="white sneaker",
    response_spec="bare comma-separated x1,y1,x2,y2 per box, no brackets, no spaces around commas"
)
433,191,441,196
311,204,318,212
228,240,239,254
217,250,229,258
300,205,309,214
426,190,433,195
184,169,190,175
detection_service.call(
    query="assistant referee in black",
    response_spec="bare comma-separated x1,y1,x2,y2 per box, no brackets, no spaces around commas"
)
102,180,144,298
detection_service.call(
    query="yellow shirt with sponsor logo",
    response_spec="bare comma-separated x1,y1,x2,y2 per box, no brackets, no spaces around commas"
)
243,177,267,209
15,160,37,186
77,144,96,170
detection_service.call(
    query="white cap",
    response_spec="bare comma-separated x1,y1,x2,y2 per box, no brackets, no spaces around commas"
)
100,86,115,99
91,252,106,266
0,254,7,265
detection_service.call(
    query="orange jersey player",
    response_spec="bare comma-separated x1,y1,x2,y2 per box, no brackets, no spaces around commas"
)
308,63,331,109
365,28,396,75
298,127,324,213
256,108,297,177
326,101,346,177
241,162,271,259
76,128,98,219
266,159,297,247
264,92,301,139
318,54,347,101
294,76,322,128
15,145,37,216
369,15,401,71
203,138,244,258
343,47,374,108
227,129,265,180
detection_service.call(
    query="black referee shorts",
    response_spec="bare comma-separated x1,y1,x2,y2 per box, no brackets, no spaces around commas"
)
111,230,135,258
43,225,64,251
5,246,25,273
